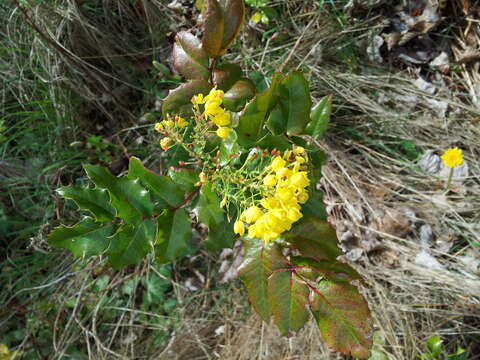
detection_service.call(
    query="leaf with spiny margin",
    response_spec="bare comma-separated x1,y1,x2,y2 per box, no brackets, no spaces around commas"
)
128,157,184,207
266,106,285,135
107,218,156,269
238,240,288,321
219,0,245,51
301,190,327,220
305,95,332,140
278,71,312,136
193,182,224,228
292,256,362,282
84,165,153,223
268,270,310,336
237,73,283,146
48,217,115,258
202,0,224,57
57,185,115,222
167,167,199,193
173,31,210,80
310,279,372,359
223,78,256,112
155,208,192,263
162,80,213,117
285,217,342,261
213,63,242,91
204,217,235,250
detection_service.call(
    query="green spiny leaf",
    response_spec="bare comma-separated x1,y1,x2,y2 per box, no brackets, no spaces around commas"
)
173,31,210,80
162,80,213,117
238,239,287,321
84,164,153,223
268,270,310,336
128,157,184,207
204,217,235,250
48,217,115,258
223,78,256,112
202,0,224,57
167,167,200,193
266,106,285,135
305,95,332,139
57,185,115,222
219,0,245,51
310,279,372,359
285,217,342,261
108,218,156,269
219,128,241,166
213,63,242,91
155,208,192,263
193,182,224,228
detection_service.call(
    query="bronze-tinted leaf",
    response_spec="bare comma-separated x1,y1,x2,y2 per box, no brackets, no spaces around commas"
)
162,80,212,117
223,78,256,112
213,63,242,91
202,0,224,58
219,0,245,52
173,31,210,80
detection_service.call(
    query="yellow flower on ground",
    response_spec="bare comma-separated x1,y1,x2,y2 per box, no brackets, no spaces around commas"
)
441,147,463,168
160,137,172,151
216,126,231,139
234,220,245,236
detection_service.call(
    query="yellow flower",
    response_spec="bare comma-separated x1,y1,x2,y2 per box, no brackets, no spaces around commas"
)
263,174,277,187
290,171,310,188
205,87,224,101
192,94,205,105
212,110,231,126
250,11,263,23
216,126,231,139
242,206,263,223
160,137,172,151
271,156,286,171
293,146,305,154
154,122,164,132
163,119,174,128
175,116,188,128
441,147,463,168
234,220,245,236
204,101,222,119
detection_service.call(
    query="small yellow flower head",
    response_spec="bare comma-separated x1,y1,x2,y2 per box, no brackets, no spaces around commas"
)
293,146,305,154
154,122,164,132
242,206,263,224
250,11,263,23
441,147,463,168
163,119,174,128
234,220,245,236
216,126,231,139
160,137,172,151
263,174,277,187
206,87,224,101
290,171,310,188
271,156,286,172
199,172,207,183
192,94,205,105
212,110,231,126
175,116,188,128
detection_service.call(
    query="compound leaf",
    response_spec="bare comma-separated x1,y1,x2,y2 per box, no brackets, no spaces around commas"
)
238,239,287,321
162,80,213,117
311,279,372,358
173,31,210,80
128,157,184,207
108,218,156,269
268,270,310,336
202,0,224,57
155,208,192,263
48,217,115,258
57,185,115,222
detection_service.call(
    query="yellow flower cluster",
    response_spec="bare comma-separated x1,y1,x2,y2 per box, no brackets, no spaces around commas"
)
234,147,310,243
155,115,188,151
192,88,231,139
441,147,463,168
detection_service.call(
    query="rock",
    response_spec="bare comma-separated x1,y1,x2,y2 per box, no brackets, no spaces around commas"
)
415,250,445,270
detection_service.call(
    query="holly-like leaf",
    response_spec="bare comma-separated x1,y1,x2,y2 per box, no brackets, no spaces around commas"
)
266,106,285,135
292,256,362,282
57,185,115,222
305,95,332,139
223,78,256,112
193,182,224,228
219,0,245,51
173,31,210,80
202,0,224,58
237,73,283,146
213,63,242,91
162,80,212,117
238,239,287,321
167,167,199,193
311,279,372,358
85,165,153,223
219,128,241,165
108,218,156,269
204,217,235,250
128,157,184,207
48,217,115,258
278,71,312,136
285,217,342,261
155,208,192,263
268,270,310,336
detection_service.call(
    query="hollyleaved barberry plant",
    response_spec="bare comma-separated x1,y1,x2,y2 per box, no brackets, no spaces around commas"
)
47,0,373,357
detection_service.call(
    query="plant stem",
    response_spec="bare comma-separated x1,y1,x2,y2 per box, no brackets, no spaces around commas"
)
445,167,454,192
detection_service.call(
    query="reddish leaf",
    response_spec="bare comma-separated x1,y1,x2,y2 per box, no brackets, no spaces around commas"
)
268,271,310,336
213,63,242,91
173,31,210,80
311,279,373,358
238,239,288,321
292,256,362,282
162,80,212,117
202,0,224,58
285,217,342,261
219,0,245,51
223,78,256,112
